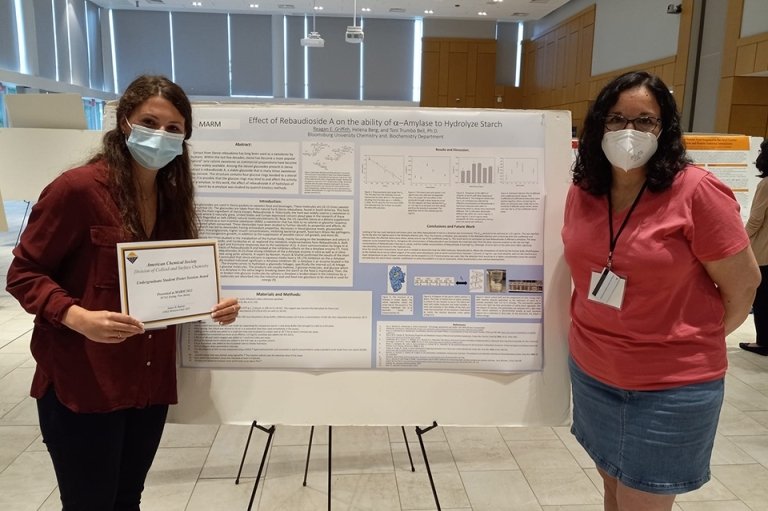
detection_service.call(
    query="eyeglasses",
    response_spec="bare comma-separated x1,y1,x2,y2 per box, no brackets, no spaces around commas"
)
603,114,661,133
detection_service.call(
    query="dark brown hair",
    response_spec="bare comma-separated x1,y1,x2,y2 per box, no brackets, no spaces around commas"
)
757,138,768,179
572,71,690,196
89,75,198,239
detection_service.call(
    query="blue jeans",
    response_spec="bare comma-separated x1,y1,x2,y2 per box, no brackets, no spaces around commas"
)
37,387,168,510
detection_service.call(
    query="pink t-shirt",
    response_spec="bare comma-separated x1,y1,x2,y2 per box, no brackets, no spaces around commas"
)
561,165,749,390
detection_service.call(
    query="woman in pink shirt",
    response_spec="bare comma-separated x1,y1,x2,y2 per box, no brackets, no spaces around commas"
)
562,71,760,511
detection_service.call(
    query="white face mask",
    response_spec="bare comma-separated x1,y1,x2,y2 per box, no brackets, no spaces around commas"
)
125,122,185,171
601,129,658,172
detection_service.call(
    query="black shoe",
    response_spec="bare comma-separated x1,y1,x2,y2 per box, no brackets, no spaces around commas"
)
739,342,768,356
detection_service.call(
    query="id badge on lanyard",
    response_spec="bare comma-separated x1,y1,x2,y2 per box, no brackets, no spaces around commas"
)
588,267,626,309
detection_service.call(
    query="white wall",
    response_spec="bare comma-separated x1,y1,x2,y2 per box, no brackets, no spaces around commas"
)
526,0,681,78
592,0,680,76
741,0,768,38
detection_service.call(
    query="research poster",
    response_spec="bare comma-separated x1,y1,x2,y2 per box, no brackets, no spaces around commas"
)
684,134,759,223
179,106,547,372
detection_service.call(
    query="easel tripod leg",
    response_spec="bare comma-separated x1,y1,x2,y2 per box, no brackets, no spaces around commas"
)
401,426,415,472
303,425,315,486
328,425,332,511
235,420,257,484
415,421,441,511
233,421,275,511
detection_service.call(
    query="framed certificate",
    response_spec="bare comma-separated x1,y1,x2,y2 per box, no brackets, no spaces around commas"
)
117,239,221,328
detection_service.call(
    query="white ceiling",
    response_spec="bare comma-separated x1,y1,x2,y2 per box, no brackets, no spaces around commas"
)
89,0,574,22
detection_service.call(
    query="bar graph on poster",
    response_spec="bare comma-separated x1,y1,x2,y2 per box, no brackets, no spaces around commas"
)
179,106,553,374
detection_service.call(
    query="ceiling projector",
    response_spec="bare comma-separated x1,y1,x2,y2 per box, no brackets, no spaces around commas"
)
345,25,364,43
301,31,325,48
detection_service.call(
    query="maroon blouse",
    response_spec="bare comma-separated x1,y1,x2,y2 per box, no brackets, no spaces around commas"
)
7,161,179,413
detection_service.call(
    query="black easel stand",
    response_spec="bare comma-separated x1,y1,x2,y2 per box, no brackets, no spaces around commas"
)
235,420,276,511
301,424,417,511
401,426,416,472
236,422,430,510
415,421,441,511
301,426,334,510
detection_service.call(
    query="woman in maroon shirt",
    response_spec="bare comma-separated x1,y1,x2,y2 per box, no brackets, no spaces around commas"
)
6,75,240,510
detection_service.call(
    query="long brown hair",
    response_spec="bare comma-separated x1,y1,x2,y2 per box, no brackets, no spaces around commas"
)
89,75,198,239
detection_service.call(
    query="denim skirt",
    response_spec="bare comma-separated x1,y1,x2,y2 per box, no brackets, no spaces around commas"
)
569,356,724,494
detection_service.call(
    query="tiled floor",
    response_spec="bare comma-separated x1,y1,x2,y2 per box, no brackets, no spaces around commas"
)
2,199,768,510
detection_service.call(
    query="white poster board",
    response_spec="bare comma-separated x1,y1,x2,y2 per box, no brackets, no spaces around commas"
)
172,105,573,426
5,93,87,129
0,187,7,232
0,128,103,201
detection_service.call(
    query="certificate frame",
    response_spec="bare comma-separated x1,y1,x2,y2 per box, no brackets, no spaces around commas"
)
117,239,221,328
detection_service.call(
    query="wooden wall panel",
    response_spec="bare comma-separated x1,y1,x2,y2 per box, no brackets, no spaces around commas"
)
716,0,768,135
519,2,696,137
735,44,758,75
475,50,497,107
737,34,768,74
420,38,496,108
439,43,450,99
502,85,524,109
577,16,594,101
757,40,768,71
421,45,441,107
564,25,579,103
729,105,768,136
732,76,768,104
518,5,599,135
469,43,480,101
448,44,468,107
716,77,735,133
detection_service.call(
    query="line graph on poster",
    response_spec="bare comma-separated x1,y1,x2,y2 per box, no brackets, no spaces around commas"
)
362,155,405,185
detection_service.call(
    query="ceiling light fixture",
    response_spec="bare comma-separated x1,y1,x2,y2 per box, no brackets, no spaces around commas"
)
301,0,325,48
249,3,258,7
478,11,488,16
424,9,434,14
345,0,364,44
